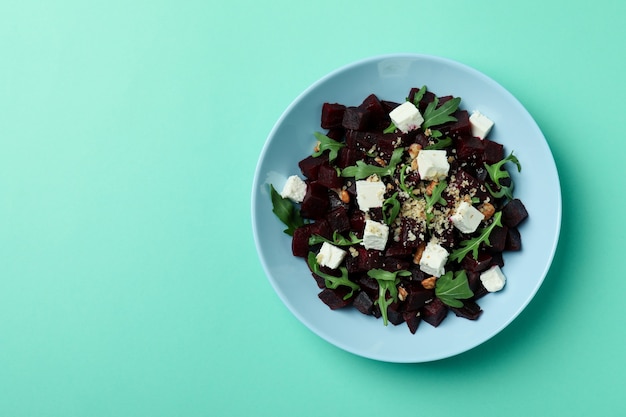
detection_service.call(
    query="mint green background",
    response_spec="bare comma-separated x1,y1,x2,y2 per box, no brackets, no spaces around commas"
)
0,1,623,416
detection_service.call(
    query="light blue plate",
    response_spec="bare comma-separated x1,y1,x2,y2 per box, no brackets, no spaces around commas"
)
251,54,561,363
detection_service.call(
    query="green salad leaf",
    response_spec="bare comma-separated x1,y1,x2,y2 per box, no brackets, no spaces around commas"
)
449,211,503,262
435,270,474,308
307,252,359,299
341,147,404,180
269,184,304,236
424,136,452,150
313,131,345,163
382,192,401,225
424,180,448,222
484,152,521,200
308,231,362,246
411,85,427,106
368,269,412,325
422,96,461,130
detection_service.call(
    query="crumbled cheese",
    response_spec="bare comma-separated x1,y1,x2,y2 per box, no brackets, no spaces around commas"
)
419,241,449,277
280,175,307,203
450,201,485,234
417,150,450,181
389,101,424,133
316,242,347,269
480,265,506,292
469,111,494,139
356,179,386,211
363,219,389,251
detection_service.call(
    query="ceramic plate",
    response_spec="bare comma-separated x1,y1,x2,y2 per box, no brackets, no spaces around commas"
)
251,53,561,363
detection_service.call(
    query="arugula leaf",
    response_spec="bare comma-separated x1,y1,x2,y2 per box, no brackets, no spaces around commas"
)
313,131,345,163
435,270,474,308
309,231,362,246
382,192,401,225
269,184,304,236
484,152,521,200
307,252,359,299
398,164,416,198
424,136,453,150
368,269,412,325
422,96,461,130
425,180,448,222
449,211,503,262
411,85,427,106
341,147,404,180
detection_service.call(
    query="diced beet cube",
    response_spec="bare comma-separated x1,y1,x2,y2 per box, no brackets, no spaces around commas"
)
502,198,528,227
345,130,379,152
356,275,379,298
353,291,374,315
505,227,522,251
385,243,414,258
381,257,411,272
342,106,369,131
467,271,489,300
408,88,435,113
349,210,367,238
490,251,504,268
446,169,489,202
359,94,389,131
438,95,454,105
483,139,504,164
421,298,448,327
403,311,422,334
291,221,331,258
336,147,359,169
326,206,351,233
399,218,426,249
456,135,485,161
402,282,435,312
358,250,383,271
488,225,508,253
442,110,471,138
300,182,329,219
386,301,405,326
381,100,400,114
368,207,384,223
316,163,343,189
321,103,346,129
325,128,345,141
461,251,493,273
433,225,456,251
318,287,354,310
450,300,483,320
298,155,326,180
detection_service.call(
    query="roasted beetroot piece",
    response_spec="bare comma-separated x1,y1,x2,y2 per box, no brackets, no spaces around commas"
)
401,282,435,312
386,301,405,326
345,130,379,152
421,298,448,327
408,88,436,113
450,300,483,320
336,147,359,169
353,291,374,315
381,257,411,272
321,102,346,129
316,163,343,189
399,218,427,249
349,210,367,238
456,135,485,161
487,225,509,253
403,311,422,334
326,206,351,233
377,133,402,158
311,273,325,289
356,275,379,298
298,155,327,180
342,106,370,131
505,227,522,251
502,198,528,228
318,287,354,310
446,169,489,203
300,182,330,220
359,94,389,131
461,251,493,273
325,127,345,142
490,251,504,268
381,100,400,114
291,220,331,258
483,139,505,164
385,242,414,259
441,110,471,138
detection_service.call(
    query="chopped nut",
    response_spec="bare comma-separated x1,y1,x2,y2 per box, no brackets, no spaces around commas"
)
411,158,419,172
479,202,496,220
412,242,427,264
340,189,350,204
314,141,321,153
408,143,422,159
374,156,387,167
398,286,408,302
422,277,436,289
425,180,438,196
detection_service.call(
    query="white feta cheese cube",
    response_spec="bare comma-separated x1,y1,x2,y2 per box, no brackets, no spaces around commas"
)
316,242,347,269
355,180,386,211
389,101,424,133
362,220,389,251
280,175,307,203
469,111,494,139
417,149,450,181
450,201,485,234
419,241,449,277
480,265,506,292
